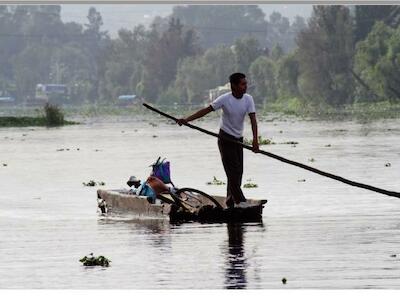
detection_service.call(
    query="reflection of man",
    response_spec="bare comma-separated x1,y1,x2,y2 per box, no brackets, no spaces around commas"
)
225,223,247,289
177,73,259,208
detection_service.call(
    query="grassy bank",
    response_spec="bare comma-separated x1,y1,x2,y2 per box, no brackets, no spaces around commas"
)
264,98,400,121
0,104,78,127
2,100,400,125
0,116,77,127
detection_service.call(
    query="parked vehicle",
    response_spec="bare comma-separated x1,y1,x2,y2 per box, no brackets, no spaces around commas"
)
33,84,69,104
117,94,137,106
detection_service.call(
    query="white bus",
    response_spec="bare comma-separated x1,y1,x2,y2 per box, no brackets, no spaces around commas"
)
35,84,69,103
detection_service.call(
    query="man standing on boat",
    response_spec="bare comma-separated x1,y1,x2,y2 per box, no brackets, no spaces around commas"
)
177,73,259,208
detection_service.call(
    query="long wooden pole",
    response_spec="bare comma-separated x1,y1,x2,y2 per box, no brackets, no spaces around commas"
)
143,103,400,199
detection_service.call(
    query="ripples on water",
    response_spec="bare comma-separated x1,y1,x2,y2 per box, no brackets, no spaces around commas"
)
1,116,400,288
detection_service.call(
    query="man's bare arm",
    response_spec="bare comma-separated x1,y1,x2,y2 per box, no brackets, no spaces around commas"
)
177,105,214,125
249,112,259,152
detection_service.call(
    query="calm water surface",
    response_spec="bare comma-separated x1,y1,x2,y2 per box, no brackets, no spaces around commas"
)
1,114,400,288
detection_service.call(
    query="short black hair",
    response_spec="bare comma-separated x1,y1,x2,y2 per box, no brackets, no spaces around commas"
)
229,73,246,85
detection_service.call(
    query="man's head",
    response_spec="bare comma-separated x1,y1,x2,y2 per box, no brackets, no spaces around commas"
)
229,73,247,97
127,176,141,188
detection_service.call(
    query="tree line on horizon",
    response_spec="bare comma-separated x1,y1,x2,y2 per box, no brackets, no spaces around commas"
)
0,5,400,110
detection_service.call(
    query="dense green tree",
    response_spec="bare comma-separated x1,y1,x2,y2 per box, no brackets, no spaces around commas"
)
4,3,400,110
170,5,268,48
266,12,290,50
271,43,284,61
203,45,236,86
355,22,400,102
99,25,147,102
139,18,200,101
297,5,354,107
354,5,400,43
277,52,300,99
0,6,14,84
249,56,277,107
233,36,262,73
83,7,110,102
173,56,212,104
13,45,51,100
171,45,235,104
51,45,93,103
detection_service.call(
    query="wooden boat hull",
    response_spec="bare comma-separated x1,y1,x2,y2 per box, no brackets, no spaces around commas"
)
97,189,267,223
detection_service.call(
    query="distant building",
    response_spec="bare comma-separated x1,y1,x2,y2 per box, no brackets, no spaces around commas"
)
208,82,230,102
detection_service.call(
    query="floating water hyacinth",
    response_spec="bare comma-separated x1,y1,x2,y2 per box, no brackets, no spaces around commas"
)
244,136,275,146
258,136,274,145
83,180,106,187
79,253,111,267
206,176,226,185
280,141,298,145
243,179,258,188
83,180,96,186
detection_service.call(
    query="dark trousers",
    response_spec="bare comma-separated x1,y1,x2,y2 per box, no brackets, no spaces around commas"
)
218,129,246,204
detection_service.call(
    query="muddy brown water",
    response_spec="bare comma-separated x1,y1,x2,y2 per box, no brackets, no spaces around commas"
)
1,115,400,288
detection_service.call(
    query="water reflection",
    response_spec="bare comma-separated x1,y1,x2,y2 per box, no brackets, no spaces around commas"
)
97,215,170,233
97,217,172,249
225,222,247,289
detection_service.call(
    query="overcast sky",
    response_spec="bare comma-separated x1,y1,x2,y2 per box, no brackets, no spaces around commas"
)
61,4,313,37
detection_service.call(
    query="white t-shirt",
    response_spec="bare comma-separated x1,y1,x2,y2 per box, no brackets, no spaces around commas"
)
211,92,256,138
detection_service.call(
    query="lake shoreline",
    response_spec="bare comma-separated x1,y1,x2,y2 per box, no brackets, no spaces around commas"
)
0,116,78,127
1,100,400,127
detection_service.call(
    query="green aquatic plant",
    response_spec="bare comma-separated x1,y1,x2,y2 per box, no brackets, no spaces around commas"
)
83,180,106,187
44,103,65,126
243,179,258,188
0,116,47,127
244,136,274,146
83,180,96,186
206,176,226,185
79,253,111,267
0,104,77,128
258,136,274,145
243,183,258,188
280,141,298,145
